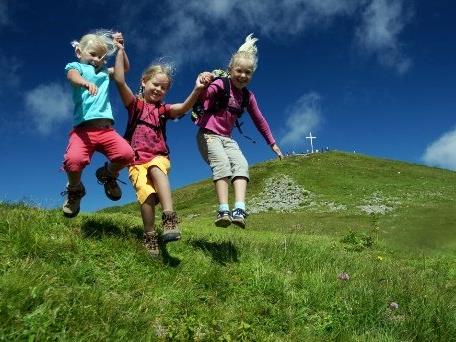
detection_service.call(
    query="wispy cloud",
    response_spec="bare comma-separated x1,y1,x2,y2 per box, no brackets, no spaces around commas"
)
120,0,411,72
25,83,72,135
280,92,322,147
356,0,412,74
422,128,456,171
0,53,20,93
0,0,10,26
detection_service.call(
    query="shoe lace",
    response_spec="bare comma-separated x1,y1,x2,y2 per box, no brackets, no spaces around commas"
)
233,208,248,218
60,187,84,201
144,232,159,250
97,171,126,186
218,210,231,218
162,212,180,231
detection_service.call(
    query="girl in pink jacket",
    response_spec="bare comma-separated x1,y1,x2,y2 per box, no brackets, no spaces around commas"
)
195,34,283,229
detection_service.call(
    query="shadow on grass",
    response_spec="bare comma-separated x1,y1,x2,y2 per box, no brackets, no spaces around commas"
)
159,242,181,267
81,218,143,239
190,239,238,265
81,217,182,266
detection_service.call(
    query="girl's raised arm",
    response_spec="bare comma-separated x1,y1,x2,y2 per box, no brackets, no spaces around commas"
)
113,46,134,108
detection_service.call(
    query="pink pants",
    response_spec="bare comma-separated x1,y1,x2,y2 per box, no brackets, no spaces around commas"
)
63,127,135,173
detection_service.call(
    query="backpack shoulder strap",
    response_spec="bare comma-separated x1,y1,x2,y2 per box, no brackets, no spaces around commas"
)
124,97,144,142
213,76,230,110
220,76,230,97
240,87,250,115
241,87,250,109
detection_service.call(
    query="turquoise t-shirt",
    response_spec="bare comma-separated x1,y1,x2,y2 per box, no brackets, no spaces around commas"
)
65,62,114,126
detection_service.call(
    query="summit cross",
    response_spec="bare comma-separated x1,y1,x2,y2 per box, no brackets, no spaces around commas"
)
306,132,317,153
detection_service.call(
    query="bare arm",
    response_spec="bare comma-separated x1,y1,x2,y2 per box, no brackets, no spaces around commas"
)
108,32,130,75
67,69,98,96
168,72,213,119
113,45,134,108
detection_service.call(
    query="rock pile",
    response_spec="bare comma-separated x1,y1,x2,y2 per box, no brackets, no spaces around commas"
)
248,175,311,214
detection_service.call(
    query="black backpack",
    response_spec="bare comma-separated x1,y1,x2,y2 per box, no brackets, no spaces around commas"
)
123,97,170,152
191,76,255,143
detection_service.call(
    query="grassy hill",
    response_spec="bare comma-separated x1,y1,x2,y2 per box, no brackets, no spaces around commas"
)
1,152,455,340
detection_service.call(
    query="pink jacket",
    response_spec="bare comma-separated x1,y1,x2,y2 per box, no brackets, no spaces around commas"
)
196,78,275,145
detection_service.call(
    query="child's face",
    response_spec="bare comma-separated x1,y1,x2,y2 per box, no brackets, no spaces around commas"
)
229,57,254,89
77,43,107,69
142,73,170,103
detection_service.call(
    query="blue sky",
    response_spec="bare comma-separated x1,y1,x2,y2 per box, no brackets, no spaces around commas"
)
0,0,455,212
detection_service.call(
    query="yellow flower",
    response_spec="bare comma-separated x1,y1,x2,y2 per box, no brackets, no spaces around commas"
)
377,256,383,261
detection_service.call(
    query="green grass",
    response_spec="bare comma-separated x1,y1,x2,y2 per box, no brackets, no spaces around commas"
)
1,152,455,340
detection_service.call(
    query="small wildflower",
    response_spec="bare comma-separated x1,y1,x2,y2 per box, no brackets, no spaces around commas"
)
337,272,350,281
377,256,383,261
389,302,399,310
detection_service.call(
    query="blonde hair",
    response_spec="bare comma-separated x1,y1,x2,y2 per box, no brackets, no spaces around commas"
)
229,33,259,72
138,61,175,97
71,29,117,58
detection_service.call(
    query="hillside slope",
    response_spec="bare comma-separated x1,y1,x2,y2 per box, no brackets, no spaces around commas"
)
106,151,456,252
1,151,455,340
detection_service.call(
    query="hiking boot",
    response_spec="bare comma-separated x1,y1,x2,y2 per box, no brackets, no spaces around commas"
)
61,183,86,218
96,162,123,201
214,210,231,228
144,231,160,257
161,211,181,243
231,208,247,229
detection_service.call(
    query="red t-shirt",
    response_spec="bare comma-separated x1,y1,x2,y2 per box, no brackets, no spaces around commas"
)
126,96,172,165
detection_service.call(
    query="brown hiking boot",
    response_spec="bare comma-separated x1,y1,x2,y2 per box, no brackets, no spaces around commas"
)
161,211,181,243
144,231,160,256
61,183,86,218
95,162,123,201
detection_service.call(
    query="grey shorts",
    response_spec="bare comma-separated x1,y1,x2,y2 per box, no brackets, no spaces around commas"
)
197,129,249,182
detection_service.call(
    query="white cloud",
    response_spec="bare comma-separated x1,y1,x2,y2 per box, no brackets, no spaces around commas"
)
120,0,411,72
280,92,322,147
356,0,412,74
25,83,72,135
422,128,456,171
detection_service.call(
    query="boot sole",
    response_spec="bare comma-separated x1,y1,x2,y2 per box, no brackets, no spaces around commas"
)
63,208,80,218
215,218,231,228
105,191,122,201
162,232,181,243
231,219,245,229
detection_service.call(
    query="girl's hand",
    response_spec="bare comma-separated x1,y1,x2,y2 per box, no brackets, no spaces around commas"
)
196,71,214,89
83,81,98,96
271,143,284,160
112,32,125,49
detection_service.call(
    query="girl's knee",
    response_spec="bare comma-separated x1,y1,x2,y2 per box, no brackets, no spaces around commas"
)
63,155,89,172
113,146,135,166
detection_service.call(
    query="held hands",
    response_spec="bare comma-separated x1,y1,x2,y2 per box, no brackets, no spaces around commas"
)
196,72,214,90
271,143,284,160
112,32,125,50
